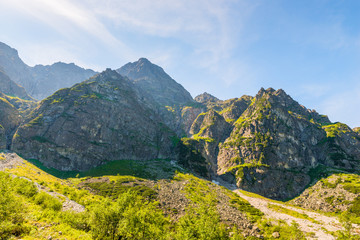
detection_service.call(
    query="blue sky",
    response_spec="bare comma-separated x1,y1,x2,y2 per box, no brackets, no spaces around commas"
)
0,0,359,127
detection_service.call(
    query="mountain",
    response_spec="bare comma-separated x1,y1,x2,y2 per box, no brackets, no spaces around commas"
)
12,69,196,171
31,62,97,99
194,92,220,103
0,70,32,100
0,42,34,94
0,42,96,100
117,58,193,107
184,88,360,199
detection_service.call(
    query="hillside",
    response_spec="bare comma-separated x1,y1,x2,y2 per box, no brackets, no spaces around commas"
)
0,152,316,240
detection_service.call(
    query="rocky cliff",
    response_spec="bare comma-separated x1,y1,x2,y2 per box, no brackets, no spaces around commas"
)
0,42,96,100
185,88,360,199
12,69,182,171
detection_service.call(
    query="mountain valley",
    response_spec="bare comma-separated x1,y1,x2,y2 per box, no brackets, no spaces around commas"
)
0,42,360,239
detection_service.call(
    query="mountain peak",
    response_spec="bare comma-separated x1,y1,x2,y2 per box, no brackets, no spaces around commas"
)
138,57,151,64
194,92,219,103
117,58,193,107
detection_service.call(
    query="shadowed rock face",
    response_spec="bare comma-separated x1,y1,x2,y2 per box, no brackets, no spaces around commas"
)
0,70,32,100
12,70,179,171
0,42,96,100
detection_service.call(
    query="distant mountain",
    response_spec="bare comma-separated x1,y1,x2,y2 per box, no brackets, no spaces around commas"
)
194,92,220,103
0,70,32,100
0,42,33,94
31,62,97,100
0,42,97,100
117,58,193,107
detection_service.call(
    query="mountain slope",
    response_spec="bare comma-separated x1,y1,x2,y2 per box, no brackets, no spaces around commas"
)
12,69,178,171
0,70,32,100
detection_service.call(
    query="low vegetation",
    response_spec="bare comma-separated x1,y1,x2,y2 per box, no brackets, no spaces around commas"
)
0,154,312,239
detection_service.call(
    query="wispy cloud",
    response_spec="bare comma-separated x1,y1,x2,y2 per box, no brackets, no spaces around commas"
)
0,0,135,62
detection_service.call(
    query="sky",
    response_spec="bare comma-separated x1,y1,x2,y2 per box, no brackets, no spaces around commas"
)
0,0,359,127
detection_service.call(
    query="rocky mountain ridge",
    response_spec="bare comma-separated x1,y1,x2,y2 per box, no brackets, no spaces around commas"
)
12,69,181,171
184,88,360,199
0,42,96,100
0,42,359,202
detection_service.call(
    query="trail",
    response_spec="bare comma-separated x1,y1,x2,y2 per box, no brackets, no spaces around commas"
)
234,190,341,240
214,177,356,239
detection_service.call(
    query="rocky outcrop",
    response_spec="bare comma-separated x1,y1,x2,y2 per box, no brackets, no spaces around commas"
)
0,94,21,149
12,70,179,171
0,70,32,100
185,88,360,200
353,127,360,135
291,173,359,213
0,42,96,100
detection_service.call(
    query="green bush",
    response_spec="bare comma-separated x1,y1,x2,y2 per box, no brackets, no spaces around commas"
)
13,177,38,198
34,192,62,211
0,172,30,239
90,190,169,240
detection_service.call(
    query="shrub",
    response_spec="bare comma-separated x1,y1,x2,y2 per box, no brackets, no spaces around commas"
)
34,192,62,211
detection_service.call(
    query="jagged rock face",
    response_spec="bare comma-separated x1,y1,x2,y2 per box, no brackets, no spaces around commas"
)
117,58,193,107
0,94,21,149
194,92,219,103
186,110,233,175
31,62,96,100
0,70,32,100
12,70,178,171
322,123,360,170
0,42,96,100
185,88,360,200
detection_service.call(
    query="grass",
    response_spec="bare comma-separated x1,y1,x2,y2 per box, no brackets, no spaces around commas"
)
25,158,183,180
